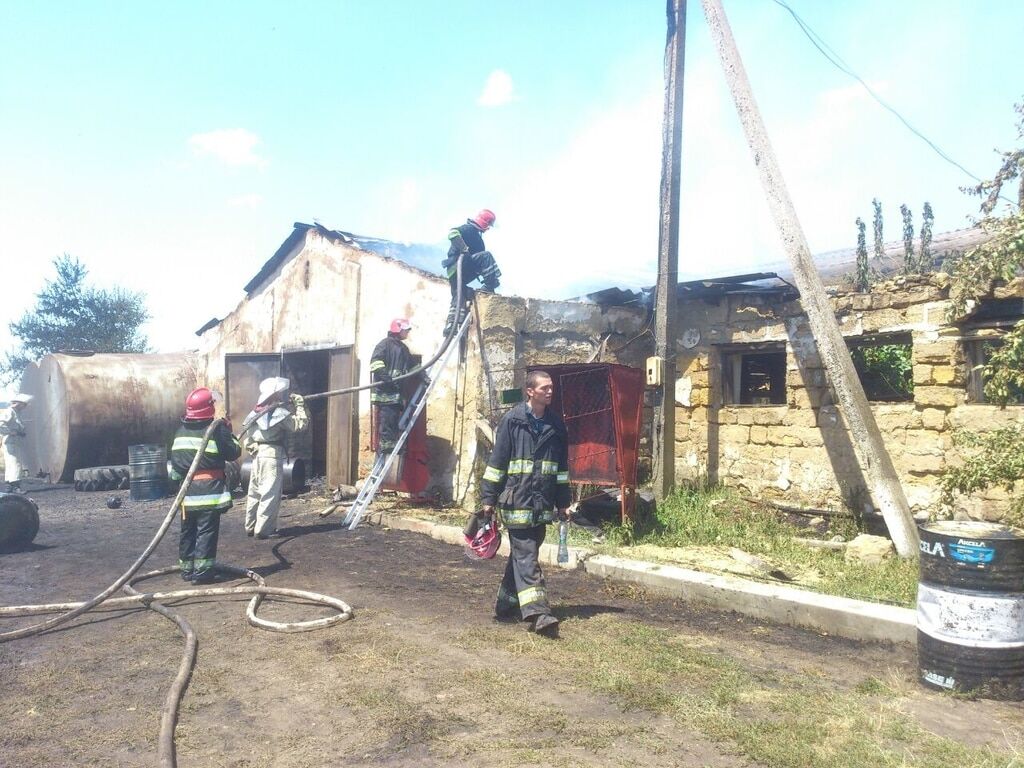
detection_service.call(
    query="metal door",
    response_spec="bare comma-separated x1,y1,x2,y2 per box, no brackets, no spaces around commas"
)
327,347,356,486
225,354,281,458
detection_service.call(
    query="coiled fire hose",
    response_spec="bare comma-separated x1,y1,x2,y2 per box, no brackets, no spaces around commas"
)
0,419,354,768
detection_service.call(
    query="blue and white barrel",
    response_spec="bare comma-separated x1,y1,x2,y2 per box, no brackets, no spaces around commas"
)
917,520,1024,700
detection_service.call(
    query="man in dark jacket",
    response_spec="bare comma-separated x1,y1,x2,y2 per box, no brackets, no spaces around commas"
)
480,370,570,637
169,387,242,583
369,319,415,459
443,209,501,335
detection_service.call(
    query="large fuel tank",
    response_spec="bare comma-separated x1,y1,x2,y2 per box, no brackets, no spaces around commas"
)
19,353,199,483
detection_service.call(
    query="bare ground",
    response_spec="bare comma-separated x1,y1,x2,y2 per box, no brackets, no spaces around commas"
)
0,484,1021,768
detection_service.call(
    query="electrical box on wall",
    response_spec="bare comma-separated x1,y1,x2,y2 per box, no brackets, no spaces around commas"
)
645,356,663,387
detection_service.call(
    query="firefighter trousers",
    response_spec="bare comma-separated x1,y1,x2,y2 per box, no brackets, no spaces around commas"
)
495,525,551,621
179,507,221,580
245,454,283,536
376,403,404,457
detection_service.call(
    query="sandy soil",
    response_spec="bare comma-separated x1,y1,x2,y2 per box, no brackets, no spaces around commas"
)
0,484,1020,767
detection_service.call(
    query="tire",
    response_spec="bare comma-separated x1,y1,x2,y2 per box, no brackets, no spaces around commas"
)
0,494,40,552
919,521,1024,592
74,465,131,492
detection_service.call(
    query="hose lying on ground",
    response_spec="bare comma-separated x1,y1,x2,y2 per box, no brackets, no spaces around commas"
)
0,418,354,768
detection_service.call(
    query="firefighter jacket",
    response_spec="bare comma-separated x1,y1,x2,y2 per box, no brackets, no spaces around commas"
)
169,419,242,513
370,335,412,406
444,222,501,290
242,400,309,460
481,402,571,529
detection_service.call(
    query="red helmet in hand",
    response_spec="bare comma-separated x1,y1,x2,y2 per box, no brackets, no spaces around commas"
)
464,514,501,560
185,387,216,420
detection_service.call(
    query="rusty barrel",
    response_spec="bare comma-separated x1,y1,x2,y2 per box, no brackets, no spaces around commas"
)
917,520,1024,700
128,444,167,501
240,458,306,495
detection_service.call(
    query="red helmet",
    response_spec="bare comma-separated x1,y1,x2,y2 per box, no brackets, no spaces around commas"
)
185,387,216,420
471,209,496,231
464,514,501,560
389,318,412,334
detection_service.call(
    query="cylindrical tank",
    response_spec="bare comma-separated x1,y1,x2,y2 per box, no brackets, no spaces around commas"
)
20,353,198,483
128,444,168,501
917,520,1024,700
240,457,306,495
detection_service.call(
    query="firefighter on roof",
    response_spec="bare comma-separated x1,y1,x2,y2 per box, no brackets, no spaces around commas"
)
442,208,500,335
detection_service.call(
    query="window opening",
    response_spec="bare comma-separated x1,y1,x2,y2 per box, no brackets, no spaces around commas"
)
847,334,913,402
721,345,787,405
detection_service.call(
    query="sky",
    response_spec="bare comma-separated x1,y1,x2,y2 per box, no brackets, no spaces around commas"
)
1,0,1022,396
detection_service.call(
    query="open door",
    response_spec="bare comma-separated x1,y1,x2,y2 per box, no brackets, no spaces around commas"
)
225,353,280,460
327,347,356,486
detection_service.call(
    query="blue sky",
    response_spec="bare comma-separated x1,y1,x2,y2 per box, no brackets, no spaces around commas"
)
2,0,1022,394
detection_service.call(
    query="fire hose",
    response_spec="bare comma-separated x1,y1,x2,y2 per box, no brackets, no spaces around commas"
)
0,418,354,768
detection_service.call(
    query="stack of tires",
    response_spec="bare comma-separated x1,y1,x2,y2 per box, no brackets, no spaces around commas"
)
917,520,1024,700
73,465,131,492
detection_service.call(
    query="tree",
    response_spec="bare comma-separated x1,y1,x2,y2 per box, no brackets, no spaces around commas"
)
920,202,934,271
900,204,915,273
940,98,1024,523
871,198,884,261
2,255,150,383
854,217,870,291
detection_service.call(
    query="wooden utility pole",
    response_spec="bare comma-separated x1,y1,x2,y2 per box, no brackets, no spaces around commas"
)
653,0,686,503
700,0,919,556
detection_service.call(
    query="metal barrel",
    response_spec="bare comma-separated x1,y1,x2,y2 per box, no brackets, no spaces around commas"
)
240,457,306,495
917,520,1024,700
0,493,40,552
128,444,167,501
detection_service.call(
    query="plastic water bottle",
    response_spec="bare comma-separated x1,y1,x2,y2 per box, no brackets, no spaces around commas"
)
557,520,569,564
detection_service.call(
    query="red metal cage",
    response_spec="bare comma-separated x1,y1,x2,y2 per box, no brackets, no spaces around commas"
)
527,363,644,522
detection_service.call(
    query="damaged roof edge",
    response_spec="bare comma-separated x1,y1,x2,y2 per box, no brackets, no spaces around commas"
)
243,221,443,297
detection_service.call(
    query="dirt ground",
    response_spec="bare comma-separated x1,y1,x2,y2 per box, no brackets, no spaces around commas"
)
1,484,1021,768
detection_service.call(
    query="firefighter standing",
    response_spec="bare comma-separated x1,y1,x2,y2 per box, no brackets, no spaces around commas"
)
0,394,32,493
169,388,242,582
480,370,570,638
243,377,309,539
443,209,501,335
369,319,416,460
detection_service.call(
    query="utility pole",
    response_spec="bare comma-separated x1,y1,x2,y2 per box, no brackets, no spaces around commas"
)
700,0,919,557
655,0,688,505
653,0,686,503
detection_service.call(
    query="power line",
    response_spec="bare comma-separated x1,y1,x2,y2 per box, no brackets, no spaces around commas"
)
768,0,988,188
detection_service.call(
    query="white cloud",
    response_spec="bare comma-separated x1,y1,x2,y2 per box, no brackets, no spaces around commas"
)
477,70,516,107
188,128,268,169
227,193,265,209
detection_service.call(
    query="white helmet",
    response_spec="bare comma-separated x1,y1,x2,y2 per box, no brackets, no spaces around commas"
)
10,394,33,405
257,377,290,406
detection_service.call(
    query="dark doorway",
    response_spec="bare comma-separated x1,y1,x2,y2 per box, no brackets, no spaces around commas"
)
225,346,356,486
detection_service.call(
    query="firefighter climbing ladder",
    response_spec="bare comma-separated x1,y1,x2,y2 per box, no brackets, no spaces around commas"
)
341,311,473,531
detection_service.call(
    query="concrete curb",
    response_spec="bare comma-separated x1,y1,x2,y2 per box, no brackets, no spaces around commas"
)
377,513,916,645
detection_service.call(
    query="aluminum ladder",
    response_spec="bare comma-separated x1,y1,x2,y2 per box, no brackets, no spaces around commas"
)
341,312,472,530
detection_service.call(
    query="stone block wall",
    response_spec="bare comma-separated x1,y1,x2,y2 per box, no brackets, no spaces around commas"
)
673,275,1024,521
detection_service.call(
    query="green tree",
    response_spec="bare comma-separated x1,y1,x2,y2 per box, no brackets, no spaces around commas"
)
871,198,884,261
900,204,915,273
940,98,1024,522
2,255,150,383
854,217,869,291
920,202,934,272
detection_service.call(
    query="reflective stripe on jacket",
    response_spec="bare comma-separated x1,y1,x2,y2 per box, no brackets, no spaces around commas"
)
370,335,412,405
480,402,571,529
170,419,242,512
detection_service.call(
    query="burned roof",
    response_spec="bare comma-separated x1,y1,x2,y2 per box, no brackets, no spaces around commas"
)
242,222,444,296
574,272,798,308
